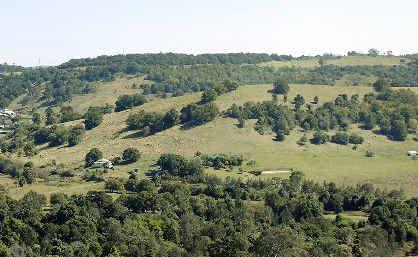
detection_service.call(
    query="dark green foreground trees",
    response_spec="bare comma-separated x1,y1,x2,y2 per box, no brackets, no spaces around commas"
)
0,153,417,256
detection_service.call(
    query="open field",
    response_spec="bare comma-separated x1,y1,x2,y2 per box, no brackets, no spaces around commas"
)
0,174,103,200
324,211,369,222
16,81,418,197
258,55,410,69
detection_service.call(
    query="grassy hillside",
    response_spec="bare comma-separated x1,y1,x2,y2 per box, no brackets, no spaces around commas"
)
8,81,416,198
258,55,411,69
8,76,148,114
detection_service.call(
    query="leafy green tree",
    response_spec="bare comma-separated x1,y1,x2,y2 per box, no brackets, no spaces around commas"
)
0,241,12,257
85,148,103,167
390,119,408,141
84,109,103,130
68,125,85,146
238,116,245,128
23,142,37,157
311,131,329,144
122,147,141,164
293,94,305,109
32,112,42,125
253,227,304,257
368,48,380,57
272,79,289,95
45,107,60,125
331,132,349,145
23,161,35,184
363,114,376,130
48,126,69,146
105,179,123,193
349,133,364,145
373,79,390,92
162,108,179,129
201,88,217,103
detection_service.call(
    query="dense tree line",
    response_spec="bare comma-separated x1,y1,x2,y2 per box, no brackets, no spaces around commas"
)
0,152,417,256
59,53,293,68
0,63,24,73
2,53,418,109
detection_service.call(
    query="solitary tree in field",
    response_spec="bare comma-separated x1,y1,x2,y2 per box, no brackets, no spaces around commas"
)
122,147,141,164
84,110,103,130
368,48,379,57
373,79,390,92
294,94,305,110
390,119,408,141
272,79,289,95
201,88,217,103
85,148,103,167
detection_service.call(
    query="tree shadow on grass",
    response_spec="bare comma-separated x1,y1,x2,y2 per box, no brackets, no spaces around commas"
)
144,169,161,178
122,130,148,139
371,129,385,136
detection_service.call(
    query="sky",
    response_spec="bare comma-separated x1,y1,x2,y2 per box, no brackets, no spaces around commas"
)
1,0,417,66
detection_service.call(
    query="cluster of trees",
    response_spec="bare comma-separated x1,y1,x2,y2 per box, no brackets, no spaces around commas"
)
180,103,220,127
1,152,417,256
310,131,364,145
111,147,141,165
198,153,244,170
226,79,417,142
115,94,147,112
44,106,82,125
126,102,220,136
84,107,104,130
126,108,180,136
40,104,113,126
200,80,239,103
59,53,294,68
85,147,141,168
0,157,35,186
0,120,87,157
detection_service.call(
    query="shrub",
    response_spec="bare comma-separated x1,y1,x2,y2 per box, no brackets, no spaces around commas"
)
331,132,349,145
311,131,329,145
297,134,308,146
275,131,285,142
349,133,364,145
365,151,375,157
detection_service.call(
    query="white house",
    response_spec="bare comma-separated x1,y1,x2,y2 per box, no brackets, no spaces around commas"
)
92,159,114,169
407,151,417,157
0,109,16,118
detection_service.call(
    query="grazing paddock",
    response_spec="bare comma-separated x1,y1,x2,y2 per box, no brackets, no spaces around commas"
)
258,55,410,69
12,82,418,197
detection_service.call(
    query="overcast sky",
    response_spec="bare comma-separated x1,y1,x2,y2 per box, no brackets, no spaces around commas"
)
1,0,417,66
